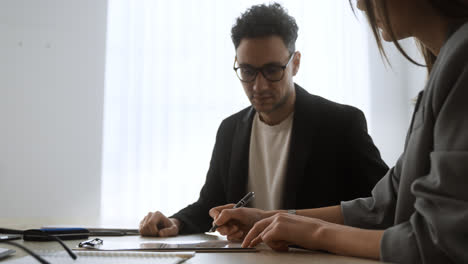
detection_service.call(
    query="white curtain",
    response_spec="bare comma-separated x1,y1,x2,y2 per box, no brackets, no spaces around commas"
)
101,0,379,226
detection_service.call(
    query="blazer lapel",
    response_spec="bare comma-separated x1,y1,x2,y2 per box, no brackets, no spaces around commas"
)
227,107,255,203
282,84,316,209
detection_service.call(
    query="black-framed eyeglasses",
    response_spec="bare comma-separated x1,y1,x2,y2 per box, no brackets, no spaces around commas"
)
0,228,77,263
233,52,295,83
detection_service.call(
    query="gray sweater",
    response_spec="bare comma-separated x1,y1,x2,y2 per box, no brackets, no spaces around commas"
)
342,22,468,264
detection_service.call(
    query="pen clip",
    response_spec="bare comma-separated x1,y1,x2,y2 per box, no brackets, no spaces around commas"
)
78,238,103,248
235,192,255,208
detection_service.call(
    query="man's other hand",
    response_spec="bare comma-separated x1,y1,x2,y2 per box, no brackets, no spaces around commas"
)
139,211,181,237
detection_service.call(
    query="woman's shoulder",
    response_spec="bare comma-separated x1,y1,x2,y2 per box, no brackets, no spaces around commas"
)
428,22,468,114
437,22,468,69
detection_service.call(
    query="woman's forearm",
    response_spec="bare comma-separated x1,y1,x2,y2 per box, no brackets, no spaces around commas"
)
249,207,381,259
265,205,344,224
318,223,383,260
298,205,344,224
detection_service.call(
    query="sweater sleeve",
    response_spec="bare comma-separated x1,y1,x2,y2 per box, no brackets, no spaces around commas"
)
380,64,468,264
341,154,401,230
343,63,468,263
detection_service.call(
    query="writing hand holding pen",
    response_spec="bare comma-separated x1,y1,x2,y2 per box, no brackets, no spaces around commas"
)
209,192,255,232
209,192,272,241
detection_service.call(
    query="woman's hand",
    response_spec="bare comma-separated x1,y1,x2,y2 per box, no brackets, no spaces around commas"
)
242,212,383,260
241,213,328,251
209,204,270,241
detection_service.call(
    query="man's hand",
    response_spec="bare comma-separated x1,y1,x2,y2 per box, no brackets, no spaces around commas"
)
139,211,181,237
209,204,268,242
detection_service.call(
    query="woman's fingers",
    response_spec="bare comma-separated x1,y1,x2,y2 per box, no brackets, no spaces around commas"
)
241,216,274,247
242,213,326,252
242,213,297,248
248,220,277,247
265,240,289,251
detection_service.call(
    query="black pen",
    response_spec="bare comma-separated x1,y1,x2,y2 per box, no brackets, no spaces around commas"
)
209,192,255,232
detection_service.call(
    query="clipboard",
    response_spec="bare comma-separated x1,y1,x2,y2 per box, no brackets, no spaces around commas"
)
75,239,258,253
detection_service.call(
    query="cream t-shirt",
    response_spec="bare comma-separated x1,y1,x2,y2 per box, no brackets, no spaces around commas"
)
247,112,294,210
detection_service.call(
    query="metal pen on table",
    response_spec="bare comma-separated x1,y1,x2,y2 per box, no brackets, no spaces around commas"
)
209,192,255,232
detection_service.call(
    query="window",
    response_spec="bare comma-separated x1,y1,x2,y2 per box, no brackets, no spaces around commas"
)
101,0,371,226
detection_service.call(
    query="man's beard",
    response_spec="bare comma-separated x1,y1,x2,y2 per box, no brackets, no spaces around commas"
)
255,87,292,114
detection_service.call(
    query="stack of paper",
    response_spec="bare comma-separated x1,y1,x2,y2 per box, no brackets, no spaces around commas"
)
6,250,193,264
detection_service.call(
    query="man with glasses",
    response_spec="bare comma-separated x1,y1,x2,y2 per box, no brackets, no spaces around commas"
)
140,3,388,238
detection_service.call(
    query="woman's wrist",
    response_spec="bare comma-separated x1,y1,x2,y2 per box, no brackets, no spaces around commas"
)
305,219,331,251
314,222,383,260
313,221,335,252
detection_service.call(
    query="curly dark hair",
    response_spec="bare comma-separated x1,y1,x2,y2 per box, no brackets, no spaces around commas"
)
231,3,299,55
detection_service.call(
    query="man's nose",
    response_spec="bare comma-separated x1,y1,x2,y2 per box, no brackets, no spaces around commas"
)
252,72,269,92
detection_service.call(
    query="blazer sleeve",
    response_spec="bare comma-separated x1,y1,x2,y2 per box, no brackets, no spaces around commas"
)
379,65,468,263
170,119,231,234
342,107,389,199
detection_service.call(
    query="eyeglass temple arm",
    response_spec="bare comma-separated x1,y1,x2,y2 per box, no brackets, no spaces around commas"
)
0,240,50,264
284,52,295,68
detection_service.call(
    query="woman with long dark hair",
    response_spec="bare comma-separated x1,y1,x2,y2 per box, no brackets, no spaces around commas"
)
209,0,468,263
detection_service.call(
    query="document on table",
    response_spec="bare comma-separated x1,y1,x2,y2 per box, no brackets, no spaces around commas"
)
6,250,194,264
76,239,258,252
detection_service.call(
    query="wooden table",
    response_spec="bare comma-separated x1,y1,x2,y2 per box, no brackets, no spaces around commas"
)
0,219,386,264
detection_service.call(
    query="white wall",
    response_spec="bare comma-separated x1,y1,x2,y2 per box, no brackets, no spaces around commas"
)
367,38,427,166
0,0,107,225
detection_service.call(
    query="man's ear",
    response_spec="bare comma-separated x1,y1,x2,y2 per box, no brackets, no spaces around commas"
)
292,51,301,76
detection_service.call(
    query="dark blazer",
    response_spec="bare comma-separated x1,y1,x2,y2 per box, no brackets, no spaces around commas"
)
172,84,388,234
